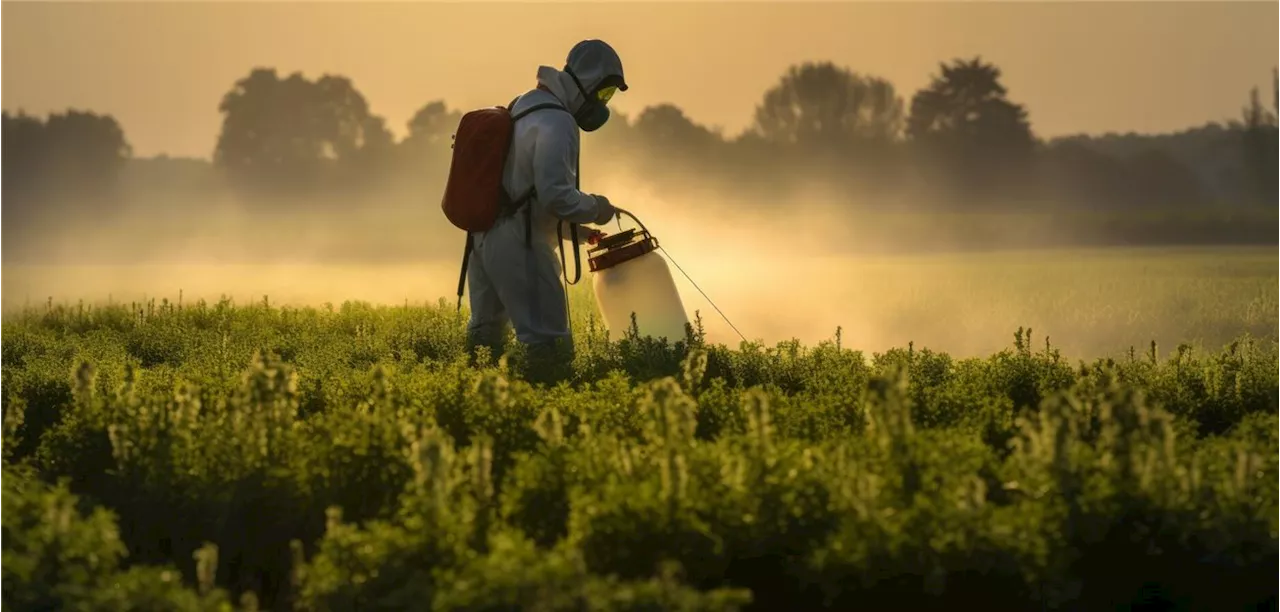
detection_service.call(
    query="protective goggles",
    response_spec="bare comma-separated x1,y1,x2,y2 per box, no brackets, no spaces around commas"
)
597,86,618,104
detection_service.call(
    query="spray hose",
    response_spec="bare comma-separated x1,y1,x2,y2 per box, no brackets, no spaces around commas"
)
610,208,749,345
613,208,650,239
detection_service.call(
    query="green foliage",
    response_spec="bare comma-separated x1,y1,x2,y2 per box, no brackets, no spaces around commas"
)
2,465,232,611
2,300,1275,610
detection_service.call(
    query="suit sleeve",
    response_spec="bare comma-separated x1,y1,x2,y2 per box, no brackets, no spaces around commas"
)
531,114,603,226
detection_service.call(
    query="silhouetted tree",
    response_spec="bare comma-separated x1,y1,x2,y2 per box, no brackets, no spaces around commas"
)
907,57,1035,201
398,100,462,185
1050,123,1252,207
43,110,133,189
1239,68,1278,205
1124,149,1207,209
2,109,130,204
628,104,725,182
2,111,47,200
1038,141,1207,210
1037,140,1128,208
633,104,718,151
213,68,394,195
753,62,904,150
2,109,131,258
404,101,462,151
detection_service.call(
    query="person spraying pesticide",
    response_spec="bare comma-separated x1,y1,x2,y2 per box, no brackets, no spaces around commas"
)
441,39,628,380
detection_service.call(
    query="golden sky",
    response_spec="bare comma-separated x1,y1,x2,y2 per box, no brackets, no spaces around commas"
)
4,1,1276,159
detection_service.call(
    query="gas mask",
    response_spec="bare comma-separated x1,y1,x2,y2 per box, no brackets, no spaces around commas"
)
565,67,619,132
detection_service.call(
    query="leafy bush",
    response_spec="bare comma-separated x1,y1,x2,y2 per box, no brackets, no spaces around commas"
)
1,301,1275,610
2,465,232,611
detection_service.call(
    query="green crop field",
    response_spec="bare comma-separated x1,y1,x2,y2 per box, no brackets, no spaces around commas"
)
4,245,1276,358
2,246,1277,611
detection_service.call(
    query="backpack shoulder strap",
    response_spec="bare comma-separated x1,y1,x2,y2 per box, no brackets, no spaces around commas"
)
511,102,570,122
509,89,572,120
505,96,573,251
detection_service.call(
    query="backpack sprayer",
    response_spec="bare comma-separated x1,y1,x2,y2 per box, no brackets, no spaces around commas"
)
441,97,746,345
584,208,747,345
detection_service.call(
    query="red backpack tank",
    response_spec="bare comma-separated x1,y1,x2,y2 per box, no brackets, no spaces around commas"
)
442,97,572,310
442,99,566,232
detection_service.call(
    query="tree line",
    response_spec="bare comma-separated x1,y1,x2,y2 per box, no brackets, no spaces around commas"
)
3,57,1277,220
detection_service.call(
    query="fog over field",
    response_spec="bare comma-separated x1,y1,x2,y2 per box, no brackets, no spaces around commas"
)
3,0,1276,360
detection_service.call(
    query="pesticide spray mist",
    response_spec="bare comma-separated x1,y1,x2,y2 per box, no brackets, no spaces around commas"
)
2,172,1274,361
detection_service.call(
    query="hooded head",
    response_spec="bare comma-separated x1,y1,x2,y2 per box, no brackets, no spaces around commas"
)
546,39,628,132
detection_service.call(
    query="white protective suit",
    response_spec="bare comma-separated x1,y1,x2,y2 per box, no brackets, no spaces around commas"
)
465,40,627,356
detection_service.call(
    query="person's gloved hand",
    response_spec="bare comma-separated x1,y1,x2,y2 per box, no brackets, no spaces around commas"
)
591,194,616,225
585,228,607,245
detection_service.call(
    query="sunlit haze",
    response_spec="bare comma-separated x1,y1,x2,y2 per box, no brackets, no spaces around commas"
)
3,1,1276,359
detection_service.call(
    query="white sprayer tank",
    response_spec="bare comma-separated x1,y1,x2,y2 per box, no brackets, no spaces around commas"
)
587,216,690,343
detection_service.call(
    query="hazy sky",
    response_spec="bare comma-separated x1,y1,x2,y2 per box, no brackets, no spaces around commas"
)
4,1,1276,159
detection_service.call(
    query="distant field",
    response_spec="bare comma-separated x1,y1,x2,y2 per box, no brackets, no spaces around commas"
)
3,245,1275,359
700,245,1278,359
